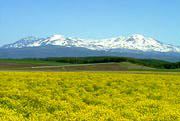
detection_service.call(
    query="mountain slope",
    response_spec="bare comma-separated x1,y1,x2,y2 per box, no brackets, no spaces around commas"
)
2,34,180,53
0,45,180,62
1,34,180,61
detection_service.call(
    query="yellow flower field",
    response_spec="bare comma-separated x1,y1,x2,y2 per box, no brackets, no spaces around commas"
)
0,72,179,120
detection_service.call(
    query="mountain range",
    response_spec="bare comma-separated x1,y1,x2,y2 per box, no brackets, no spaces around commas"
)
1,34,180,61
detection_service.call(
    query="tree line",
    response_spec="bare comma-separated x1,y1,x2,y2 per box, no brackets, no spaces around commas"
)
41,56,180,69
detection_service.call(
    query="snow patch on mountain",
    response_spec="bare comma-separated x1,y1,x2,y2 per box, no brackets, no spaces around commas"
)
2,34,180,53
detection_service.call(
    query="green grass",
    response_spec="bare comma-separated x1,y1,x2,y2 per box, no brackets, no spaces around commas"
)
118,62,154,70
0,59,70,66
0,59,101,67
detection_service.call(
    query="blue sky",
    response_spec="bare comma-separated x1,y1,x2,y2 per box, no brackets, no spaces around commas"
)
0,0,180,46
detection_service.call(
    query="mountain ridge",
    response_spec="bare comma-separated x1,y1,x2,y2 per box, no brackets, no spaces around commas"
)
2,34,180,53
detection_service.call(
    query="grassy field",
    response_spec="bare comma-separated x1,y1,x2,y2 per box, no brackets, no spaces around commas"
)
0,60,156,71
1,61,180,72
0,58,179,72
0,72,179,120
0,59,71,66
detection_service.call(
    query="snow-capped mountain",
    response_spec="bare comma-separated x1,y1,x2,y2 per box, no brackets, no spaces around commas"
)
2,34,180,53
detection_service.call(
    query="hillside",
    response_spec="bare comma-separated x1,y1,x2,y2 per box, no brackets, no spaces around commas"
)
43,57,180,69
0,61,153,72
0,57,179,71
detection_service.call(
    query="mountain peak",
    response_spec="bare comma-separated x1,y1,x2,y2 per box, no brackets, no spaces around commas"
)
131,34,146,40
1,34,180,53
49,34,65,40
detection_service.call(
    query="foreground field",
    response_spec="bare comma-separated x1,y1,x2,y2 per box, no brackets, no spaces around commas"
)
0,72,180,120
